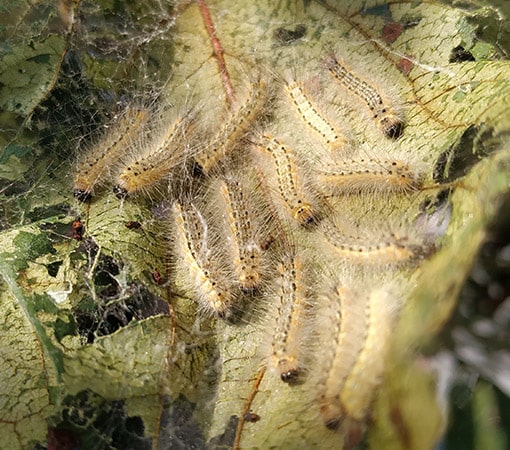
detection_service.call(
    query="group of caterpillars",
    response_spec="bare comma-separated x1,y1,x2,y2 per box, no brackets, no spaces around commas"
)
73,51,437,439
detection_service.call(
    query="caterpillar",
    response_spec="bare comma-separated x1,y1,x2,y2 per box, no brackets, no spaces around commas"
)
217,175,265,292
316,157,423,195
252,133,318,226
113,112,193,199
172,201,234,317
318,218,428,266
324,54,404,139
271,250,310,383
73,105,150,201
316,282,369,430
194,79,268,174
340,286,393,421
282,78,348,152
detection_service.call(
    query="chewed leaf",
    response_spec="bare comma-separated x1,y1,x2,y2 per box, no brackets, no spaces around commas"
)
0,4,68,118
0,287,56,449
0,0,509,449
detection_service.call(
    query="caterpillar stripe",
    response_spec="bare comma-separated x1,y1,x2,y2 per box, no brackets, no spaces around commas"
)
195,80,267,173
172,201,233,317
340,287,393,420
73,106,149,201
317,283,370,430
324,54,404,139
113,114,190,198
283,80,348,151
271,251,309,383
254,134,316,226
319,219,425,265
316,157,422,195
219,176,263,291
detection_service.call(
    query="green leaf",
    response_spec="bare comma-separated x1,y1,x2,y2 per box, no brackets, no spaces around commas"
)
0,0,509,449
0,286,56,450
0,1,70,118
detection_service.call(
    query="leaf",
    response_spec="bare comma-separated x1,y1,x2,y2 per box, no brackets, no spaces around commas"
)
0,0,74,164
0,284,56,449
0,0,509,449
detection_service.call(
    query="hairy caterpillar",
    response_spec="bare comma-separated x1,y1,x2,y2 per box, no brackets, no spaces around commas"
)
73,105,150,201
252,133,318,227
282,77,348,152
171,201,234,317
316,157,423,195
216,175,266,292
324,54,404,139
194,79,268,174
318,217,429,266
113,111,194,199
316,282,394,429
340,286,393,421
270,250,310,383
